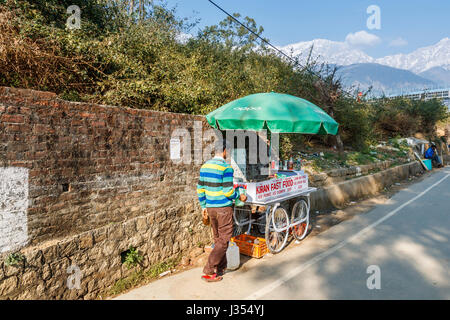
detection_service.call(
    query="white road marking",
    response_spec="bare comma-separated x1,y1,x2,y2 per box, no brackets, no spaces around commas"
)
245,173,450,300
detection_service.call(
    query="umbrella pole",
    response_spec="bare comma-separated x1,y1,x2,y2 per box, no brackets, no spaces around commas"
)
268,131,280,177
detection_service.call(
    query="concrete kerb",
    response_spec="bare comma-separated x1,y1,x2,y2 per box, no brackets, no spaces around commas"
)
310,161,423,211
443,154,450,164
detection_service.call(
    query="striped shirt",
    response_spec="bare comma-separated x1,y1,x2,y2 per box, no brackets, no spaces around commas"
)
197,156,238,208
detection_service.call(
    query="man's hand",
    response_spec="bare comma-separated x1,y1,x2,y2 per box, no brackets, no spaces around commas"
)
202,208,208,219
239,194,247,202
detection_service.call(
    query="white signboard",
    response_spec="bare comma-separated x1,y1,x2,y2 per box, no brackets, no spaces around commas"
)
0,167,29,253
234,172,309,203
170,138,181,160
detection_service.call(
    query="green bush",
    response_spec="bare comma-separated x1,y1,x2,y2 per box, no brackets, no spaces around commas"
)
1,0,447,151
372,97,448,138
280,134,305,159
334,97,376,151
121,247,143,269
5,252,25,267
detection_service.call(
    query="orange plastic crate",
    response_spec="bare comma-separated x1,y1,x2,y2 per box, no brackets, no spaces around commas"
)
231,234,268,258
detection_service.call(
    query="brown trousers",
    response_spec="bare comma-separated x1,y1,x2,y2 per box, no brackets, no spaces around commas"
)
203,206,234,275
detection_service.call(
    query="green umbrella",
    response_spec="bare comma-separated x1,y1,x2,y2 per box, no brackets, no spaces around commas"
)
206,92,339,135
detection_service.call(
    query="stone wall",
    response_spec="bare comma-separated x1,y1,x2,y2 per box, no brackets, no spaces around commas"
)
308,160,397,188
444,154,450,163
0,87,212,299
310,161,424,210
0,208,205,299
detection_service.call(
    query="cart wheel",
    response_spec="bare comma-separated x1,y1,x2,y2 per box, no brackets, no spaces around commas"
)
233,207,252,237
265,205,289,253
291,199,310,241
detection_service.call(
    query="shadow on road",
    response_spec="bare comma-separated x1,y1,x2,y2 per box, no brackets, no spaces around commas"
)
243,171,450,299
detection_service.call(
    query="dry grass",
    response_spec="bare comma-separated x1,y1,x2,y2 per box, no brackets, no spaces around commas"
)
0,6,97,94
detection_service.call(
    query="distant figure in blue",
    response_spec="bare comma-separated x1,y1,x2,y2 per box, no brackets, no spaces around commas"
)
424,143,443,168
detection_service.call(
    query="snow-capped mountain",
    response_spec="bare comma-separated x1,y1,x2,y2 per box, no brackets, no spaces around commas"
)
280,37,450,95
376,38,450,73
280,37,450,75
281,39,374,66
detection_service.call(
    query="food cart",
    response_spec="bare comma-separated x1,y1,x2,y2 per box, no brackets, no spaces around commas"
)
233,170,316,253
206,92,339,254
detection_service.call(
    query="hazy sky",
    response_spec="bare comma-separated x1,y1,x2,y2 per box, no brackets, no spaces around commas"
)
163,0,450,58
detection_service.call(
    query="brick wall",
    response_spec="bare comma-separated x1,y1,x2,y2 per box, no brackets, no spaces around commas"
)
0,87,212,299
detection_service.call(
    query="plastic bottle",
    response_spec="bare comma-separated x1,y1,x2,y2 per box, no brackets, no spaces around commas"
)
288,157,294,170
294,157,302,170
226,241,240,270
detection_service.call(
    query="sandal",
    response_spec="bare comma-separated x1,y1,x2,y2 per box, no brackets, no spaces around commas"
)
201,273,223,282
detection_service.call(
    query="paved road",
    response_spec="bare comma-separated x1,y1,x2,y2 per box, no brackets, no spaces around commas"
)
116,168,450,300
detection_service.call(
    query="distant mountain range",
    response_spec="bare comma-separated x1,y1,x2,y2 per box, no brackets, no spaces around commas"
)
335,63,437,95
280,37,450,94
418,66,450,85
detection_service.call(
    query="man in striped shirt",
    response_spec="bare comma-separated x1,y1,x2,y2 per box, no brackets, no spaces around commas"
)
197,140,247,282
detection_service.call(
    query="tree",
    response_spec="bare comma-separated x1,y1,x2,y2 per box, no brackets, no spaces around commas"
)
198,13,267,53
312,65,345,151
